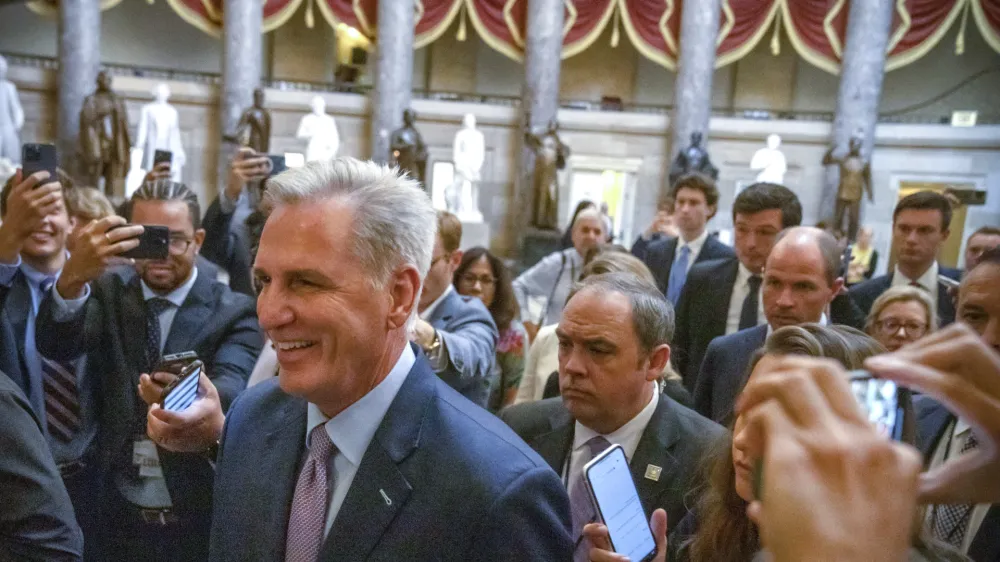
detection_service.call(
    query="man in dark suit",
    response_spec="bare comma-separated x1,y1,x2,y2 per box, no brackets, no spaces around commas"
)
693,227,846,423
411,211,498,408
913,248,1000,561
502,272,724,559
850,191,961,326
37,180,262,561
145,159,572,561
672,182,802,388
0,170,103,558
630,196,677,262
636,173,734,304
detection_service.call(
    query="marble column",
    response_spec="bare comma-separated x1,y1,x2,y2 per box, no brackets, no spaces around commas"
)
220,0,263,186
57,0,101,178
822,0,894,220
670,0,721,172
512,0,564,257
370,0,415,163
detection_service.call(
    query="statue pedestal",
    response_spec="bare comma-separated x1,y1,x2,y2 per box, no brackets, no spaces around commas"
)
460,220,490,251
518,228,562,274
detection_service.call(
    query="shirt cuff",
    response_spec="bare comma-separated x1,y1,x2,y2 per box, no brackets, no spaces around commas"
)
0,256,21,287
51,283,91,322
219,190,245,215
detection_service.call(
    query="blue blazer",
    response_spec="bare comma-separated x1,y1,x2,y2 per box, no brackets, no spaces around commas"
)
914,396,1000,562
425,289,499,408
1,271,35,405
640,235,735,297
209,348,573,561
692,324,769,424
849,267,962,326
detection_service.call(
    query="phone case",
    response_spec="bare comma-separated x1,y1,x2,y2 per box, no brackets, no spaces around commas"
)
583,444,659,562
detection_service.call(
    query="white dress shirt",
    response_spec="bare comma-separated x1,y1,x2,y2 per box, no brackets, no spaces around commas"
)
306,343,415,537
891,261,939,305
927,417,990,554
677,230,709,274
726,262,766,335
563,390,659,490
141,269,199,351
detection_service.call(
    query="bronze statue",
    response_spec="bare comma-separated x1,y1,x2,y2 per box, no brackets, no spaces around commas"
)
823,134,873,241
390,109,428,187
79,70,131,196
227,88,271,154
668,131,718,187
524,115,570,230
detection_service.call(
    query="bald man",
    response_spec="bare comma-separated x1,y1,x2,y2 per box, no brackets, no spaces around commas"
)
514,208,606,337
693,227,846,423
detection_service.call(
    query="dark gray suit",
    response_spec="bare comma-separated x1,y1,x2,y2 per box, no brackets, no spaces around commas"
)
500,393,725,534
850,267,962,326
692,325,769,424
425,289,498,408
209,348,573,561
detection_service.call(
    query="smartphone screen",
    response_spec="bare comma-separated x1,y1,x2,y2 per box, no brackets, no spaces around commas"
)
163,364,201,412
584,445,657,562
153,149,173,166
849,374,904,441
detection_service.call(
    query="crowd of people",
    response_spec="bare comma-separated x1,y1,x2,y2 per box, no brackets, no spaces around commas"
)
1,153,999,562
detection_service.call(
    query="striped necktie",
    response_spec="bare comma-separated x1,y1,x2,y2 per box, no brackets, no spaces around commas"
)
39,277,81,442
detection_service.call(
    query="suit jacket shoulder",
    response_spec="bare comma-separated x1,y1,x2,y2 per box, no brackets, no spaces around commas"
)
849,275,893,315
698,236,735,262
693,325,768,422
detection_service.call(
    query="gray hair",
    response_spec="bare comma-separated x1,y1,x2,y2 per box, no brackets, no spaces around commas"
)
774,226,842,286
127,179,201,230
263,158,436,325
568,272,674,354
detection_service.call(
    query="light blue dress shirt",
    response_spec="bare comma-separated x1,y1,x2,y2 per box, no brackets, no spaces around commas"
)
305,343,415,537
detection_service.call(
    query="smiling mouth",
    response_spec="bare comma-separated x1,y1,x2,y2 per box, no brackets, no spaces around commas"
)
273,340,317,351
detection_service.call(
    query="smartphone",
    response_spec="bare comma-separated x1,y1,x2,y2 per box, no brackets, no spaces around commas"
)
848,370,911,442
154,351,198,375
268,154,287,177
153,149,173,166
21,143,58,184
583,445,658,562
160,360,203,412
110,224,170,260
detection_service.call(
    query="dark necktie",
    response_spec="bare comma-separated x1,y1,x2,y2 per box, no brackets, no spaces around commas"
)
570,435,612,562
739,275,763,330
145,297,173,371
40,277,81,442
933,431,979,548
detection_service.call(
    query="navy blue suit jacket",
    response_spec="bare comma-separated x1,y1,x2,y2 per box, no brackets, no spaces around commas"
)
915,397,1000,562
849,267,962,326
1,271,36,403
692,324,769,424
425,289,498,408
209,347,572,561
640,235,735,297
36,269,262,517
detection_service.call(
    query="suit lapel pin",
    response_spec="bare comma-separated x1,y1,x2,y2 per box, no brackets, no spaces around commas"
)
644,464,662,482
379,489,392,506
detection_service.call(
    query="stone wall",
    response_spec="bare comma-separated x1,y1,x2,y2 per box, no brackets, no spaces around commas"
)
8,63,1000,267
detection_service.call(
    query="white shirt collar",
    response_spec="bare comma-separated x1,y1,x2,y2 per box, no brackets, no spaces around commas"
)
305,343,415,466
419,284,453,321
735,261,762,286
892,261,938,293
766,312,829,336
141,268,198,307
678,229,709,258
573,389,659,462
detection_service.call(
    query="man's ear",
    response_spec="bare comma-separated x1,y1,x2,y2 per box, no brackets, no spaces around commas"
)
645,344,671,382
387,265,421,331
448,249,463,271
830,278,845,302
707,204,718,221
193,228,207,247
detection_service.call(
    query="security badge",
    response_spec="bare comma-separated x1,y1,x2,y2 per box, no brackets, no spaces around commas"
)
644,464,662,482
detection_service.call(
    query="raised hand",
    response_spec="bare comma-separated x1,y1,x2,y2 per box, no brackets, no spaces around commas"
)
56,216,143,298
0,170,64,263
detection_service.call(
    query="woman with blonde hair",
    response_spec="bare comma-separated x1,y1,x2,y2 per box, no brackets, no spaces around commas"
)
865,285,938,352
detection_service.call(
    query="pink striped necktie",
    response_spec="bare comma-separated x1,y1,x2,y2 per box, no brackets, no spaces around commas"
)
285,424,335,562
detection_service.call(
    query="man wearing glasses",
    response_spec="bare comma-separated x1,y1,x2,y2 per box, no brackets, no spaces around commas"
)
410,211,498,408
37,179,263,561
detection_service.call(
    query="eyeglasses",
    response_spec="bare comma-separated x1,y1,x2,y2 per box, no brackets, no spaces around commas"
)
458,273,496,287
875,319,928,338
168,236,194,255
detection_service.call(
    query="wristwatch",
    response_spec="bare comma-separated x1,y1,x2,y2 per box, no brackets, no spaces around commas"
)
424,330,441,356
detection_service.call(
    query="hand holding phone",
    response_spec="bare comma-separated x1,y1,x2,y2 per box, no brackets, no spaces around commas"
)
21,143,58,184
56,216,144,299
160,360,204,412
109,224,170,260
0,167,64,256
583,445,659,562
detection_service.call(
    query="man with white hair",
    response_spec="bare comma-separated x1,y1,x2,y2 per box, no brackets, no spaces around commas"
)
513,207,605,338
147,158,572,561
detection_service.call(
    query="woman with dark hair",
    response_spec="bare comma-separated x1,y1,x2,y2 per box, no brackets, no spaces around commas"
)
560,200,596,249
454,247,528,412
586,324,966,562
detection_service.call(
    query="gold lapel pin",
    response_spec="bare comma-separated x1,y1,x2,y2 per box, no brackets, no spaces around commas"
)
644,464,662,482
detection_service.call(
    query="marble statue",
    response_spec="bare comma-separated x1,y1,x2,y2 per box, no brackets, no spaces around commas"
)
450,113,485,222
0,56,25,163
80,71,131,195
823,134,873,241
750,134,787,184
524,115,570,230
390,109,428,187
296,96,340,162
135,83,186,181
227,88,271,153
668,131,718,187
